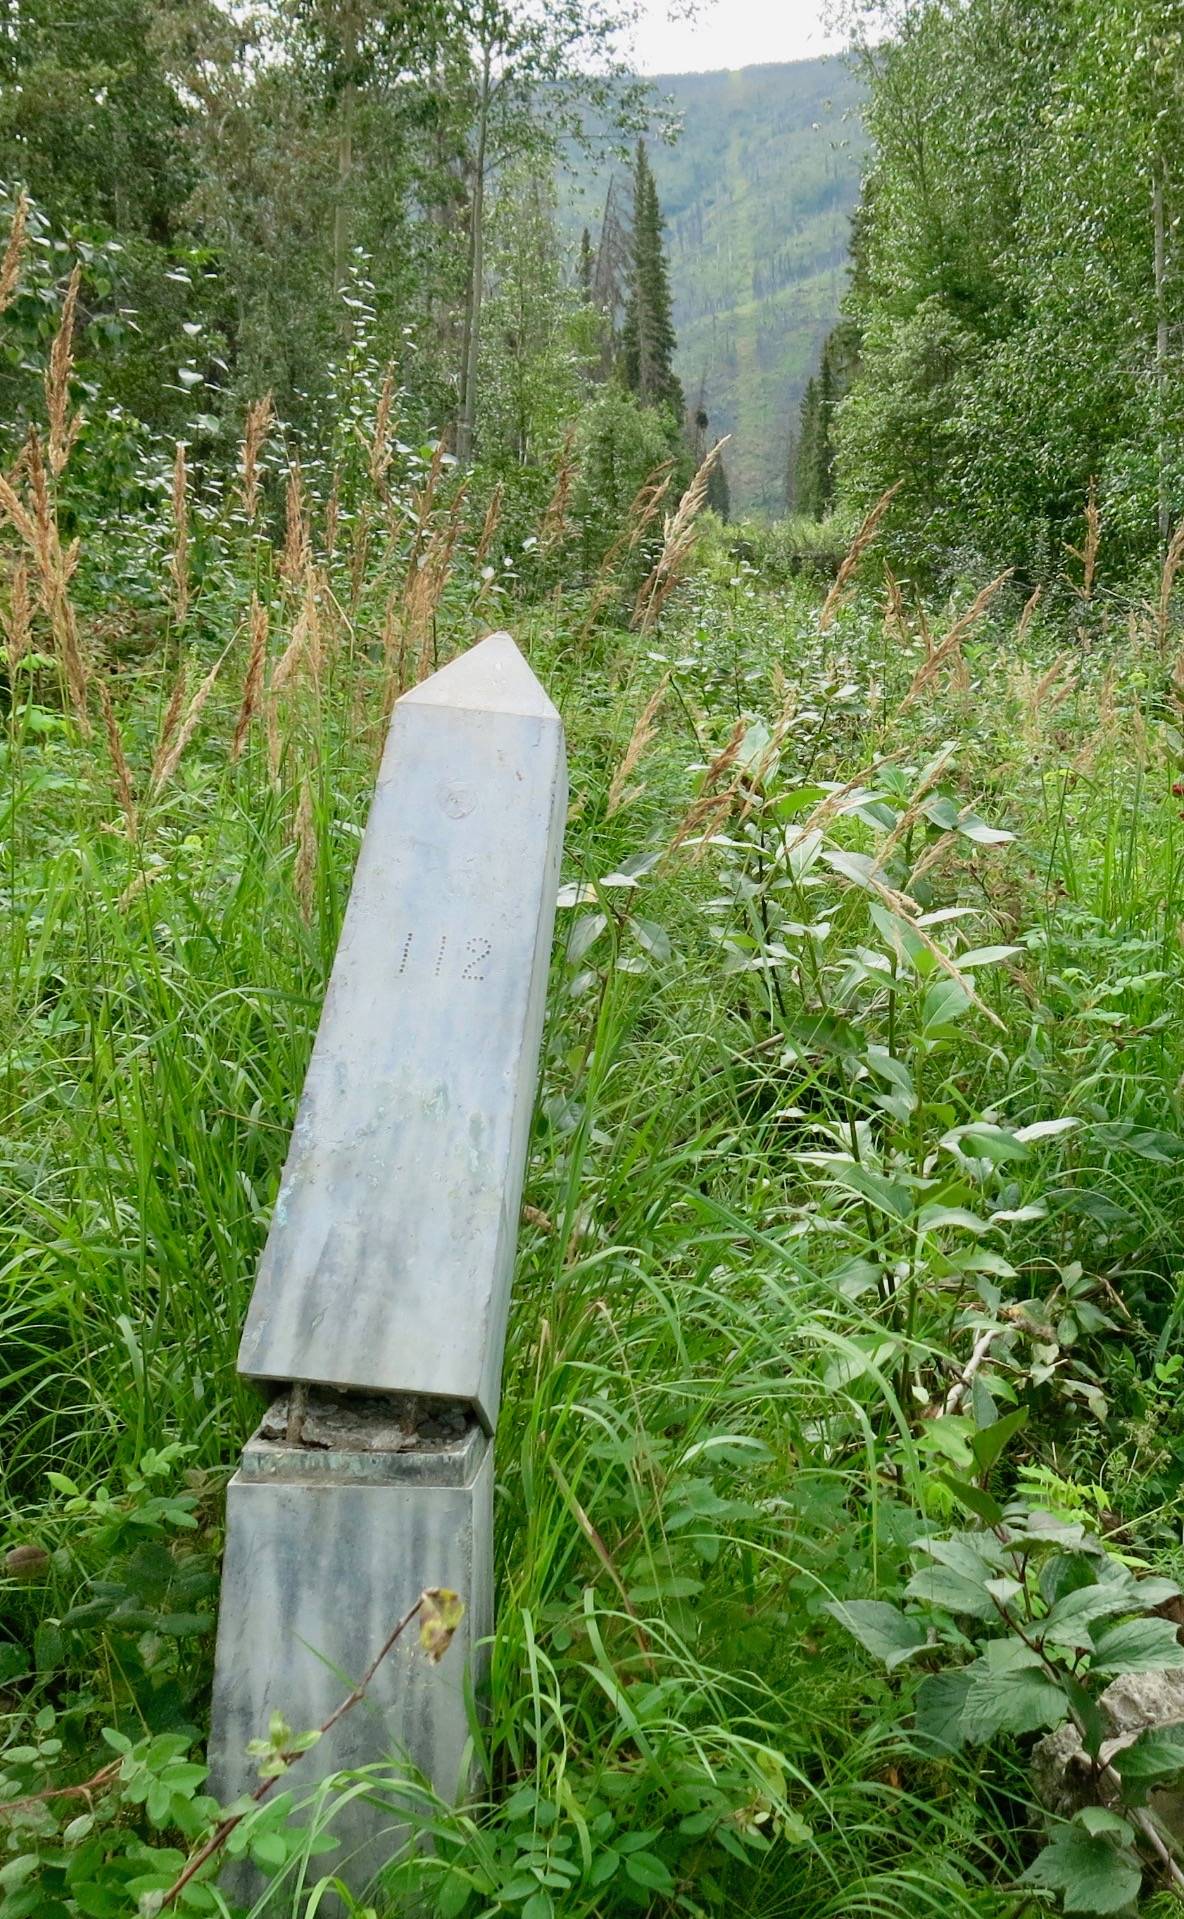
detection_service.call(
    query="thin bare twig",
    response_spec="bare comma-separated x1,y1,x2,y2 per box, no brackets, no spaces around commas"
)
158,1588,454,1910
0,1758,119,1818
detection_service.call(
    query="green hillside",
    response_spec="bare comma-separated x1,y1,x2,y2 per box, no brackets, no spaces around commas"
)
567,58,867,516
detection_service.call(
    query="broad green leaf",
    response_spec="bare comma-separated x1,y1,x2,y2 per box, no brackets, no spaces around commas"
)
914,1671,972,1753
567,913,607,963
989,1200,1047,1224
913,1529,1006,1575
865,1043,916,1099
962,1250,1017,1277
602,849,660,883
1126,1576,1182,1608
825,1160,914,1221
921,793,961,830
868,902,928,969
436,1869,476,1918
33,1622,64,1672
627,1575,703,1601
985,1576,1023,1606
1006,1510,1096,1551
916,1203,993,1235
955,812,1013,845
623,1851,676,1894
772,785,826,821
970,1406,1028,1473
736,719,773,776
956,945,1022,968
916,1413,976,1470
935,1474,1004,1527
0,1859,39,1895
821,1335,900,1391
786,827,824,878
916,906,978,926
960,1645,1067,1741
821,848,879,889
823,1599,928,1669
1089,1616,1184,1677
626,915,672,965
1076,1809,1133,1840
945,1124,1029,1163
904,1564,998,1620
923,978,971,1035
1042,1582,1147,1651
1092,1123,1184,1162
971,1372,998,1426
1014,1117,1079,1143
1020,1824,1142,1913
1112,1727,1184,1788
780,1010,863,1058
249,1830,290,1869
1064,1674,1109,1762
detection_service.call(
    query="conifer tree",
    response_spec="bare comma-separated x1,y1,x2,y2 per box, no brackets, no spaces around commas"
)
794,319,857,519
794,375,824,517
706,454,730,520
578,225,594,298
694,393,730,518
620,138,683,417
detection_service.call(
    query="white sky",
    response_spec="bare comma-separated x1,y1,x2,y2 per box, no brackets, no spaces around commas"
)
628,0,844,74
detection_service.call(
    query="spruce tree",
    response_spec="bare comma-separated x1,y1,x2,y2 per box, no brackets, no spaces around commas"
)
816,346,835,512
706,454,730,520
578,226,594,299
794,376,823,517
794,323,852,520
695,393,730,519
620,139,683,417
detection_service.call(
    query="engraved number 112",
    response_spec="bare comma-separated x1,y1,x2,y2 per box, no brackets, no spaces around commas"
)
396,933,492,982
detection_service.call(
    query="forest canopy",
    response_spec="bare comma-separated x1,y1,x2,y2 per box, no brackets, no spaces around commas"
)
809,0,1184,581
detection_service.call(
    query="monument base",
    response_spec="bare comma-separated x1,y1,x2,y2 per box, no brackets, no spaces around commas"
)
208,1401,492,1897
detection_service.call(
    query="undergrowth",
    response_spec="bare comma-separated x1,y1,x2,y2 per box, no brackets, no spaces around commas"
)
3,270,1184,1919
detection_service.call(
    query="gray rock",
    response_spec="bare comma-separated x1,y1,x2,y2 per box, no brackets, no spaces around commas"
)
256,1387,469,1454
1032,1668,1184,1839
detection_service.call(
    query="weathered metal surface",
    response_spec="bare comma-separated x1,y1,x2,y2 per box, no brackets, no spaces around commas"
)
237,631,566,1432
208,1424,493,1888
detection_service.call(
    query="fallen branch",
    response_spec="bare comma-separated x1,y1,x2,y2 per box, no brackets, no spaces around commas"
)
940,1325,1004,1417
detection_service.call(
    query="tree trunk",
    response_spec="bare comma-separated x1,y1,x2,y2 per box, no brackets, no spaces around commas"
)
333,3,360,305
1154,165,1169,553
456,46,491,465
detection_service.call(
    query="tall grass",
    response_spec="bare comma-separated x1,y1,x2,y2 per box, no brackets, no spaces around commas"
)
3,273,1184,1917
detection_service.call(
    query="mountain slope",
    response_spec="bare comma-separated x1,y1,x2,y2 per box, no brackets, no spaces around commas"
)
567,58,866,516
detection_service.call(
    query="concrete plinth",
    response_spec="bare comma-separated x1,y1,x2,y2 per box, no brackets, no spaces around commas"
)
209,1411,492,1895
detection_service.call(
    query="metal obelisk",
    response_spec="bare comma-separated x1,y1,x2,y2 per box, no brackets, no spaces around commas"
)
209,632,565,1890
